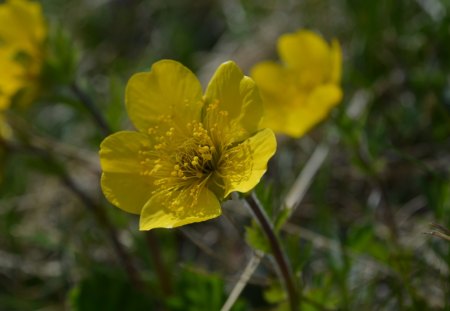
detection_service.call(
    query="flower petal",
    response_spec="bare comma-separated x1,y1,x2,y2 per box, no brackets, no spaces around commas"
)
139,188,221,230
330,39,342,84
223,128,276,196
277,30,331,86
126,60,203,134
0,0,46,53
259,98,294,135
99,131,152,174
0,52,24,109
204,61,263,139
0,114,12,139
101,172,153,215
250,61,296,99
99,131,155,214
251,61,304,134
285,84,343,138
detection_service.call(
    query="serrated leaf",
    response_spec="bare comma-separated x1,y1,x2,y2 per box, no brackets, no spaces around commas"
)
245,221,270,253
274,207,291,232
263,281,286,304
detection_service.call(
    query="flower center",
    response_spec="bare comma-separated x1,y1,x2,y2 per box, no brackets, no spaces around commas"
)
137,100,254,211
138,118,222,211
174,121,217,179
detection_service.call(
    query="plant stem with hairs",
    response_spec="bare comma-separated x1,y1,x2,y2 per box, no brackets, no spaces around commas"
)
245,193,299,311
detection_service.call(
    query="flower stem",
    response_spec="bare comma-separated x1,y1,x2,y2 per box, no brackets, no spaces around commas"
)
70,82,112,136
245,193,299,310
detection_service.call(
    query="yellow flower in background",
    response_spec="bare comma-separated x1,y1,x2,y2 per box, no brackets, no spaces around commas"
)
0,113,12,140
251,30,343,138
0,0,46,109
100,60,276,230
0,50,24,109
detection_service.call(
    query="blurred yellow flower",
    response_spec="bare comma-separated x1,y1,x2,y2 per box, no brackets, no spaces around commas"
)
0,113,12,140
0,0,46,109
251,30,343,138
100,60,276,230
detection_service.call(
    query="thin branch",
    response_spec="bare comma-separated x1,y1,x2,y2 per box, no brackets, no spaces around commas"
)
3,111,99,171
221,251,264,311
245,193,299,311
426,223,450,242
426,231,450,242
59,169,143,290
430,223,450,235
284,142,329,212
70,82,112,136
179,227,227,264
2,138,143,290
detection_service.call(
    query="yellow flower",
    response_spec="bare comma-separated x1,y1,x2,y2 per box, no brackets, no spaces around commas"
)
0,113,12,142
99,60,276,230
251,30,343,138
0,0,46,109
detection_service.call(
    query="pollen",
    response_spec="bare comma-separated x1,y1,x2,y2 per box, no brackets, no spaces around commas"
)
138,116,227,210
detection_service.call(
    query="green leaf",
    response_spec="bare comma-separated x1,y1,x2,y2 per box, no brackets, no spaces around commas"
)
245,221,270,253
274,207,291,233
43,23,79,86
263,281,286,304
68,267,156,311
166,266,247,311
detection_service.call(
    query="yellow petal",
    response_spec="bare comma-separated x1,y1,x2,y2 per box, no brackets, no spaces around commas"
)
330,39,342,84
139,188,221,230
0,113,12,139
260,99,293,135
99,131,152,174
125,59,203,134
251,61,299,134
285,84,343,138
0,0,46,53
250,61,296,100
204,61,263,139
0,0,45,109
0,95,9,110
223,128,276,196
101,172,153,215
0,54,25,110
277,30,331,87
99,131,154,214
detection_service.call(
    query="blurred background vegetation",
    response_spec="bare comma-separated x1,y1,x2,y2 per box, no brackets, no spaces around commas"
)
1,0,449,310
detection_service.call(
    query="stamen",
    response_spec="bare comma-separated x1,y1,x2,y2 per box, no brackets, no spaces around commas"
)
138,99,251,212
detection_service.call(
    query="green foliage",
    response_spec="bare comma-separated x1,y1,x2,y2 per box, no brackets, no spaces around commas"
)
424,175,450,225
43,25,79,86
347,223,390,262
69,267,156,311
166,267,247,311
245,221,270,253
263,281,286,305
1,0,449,310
